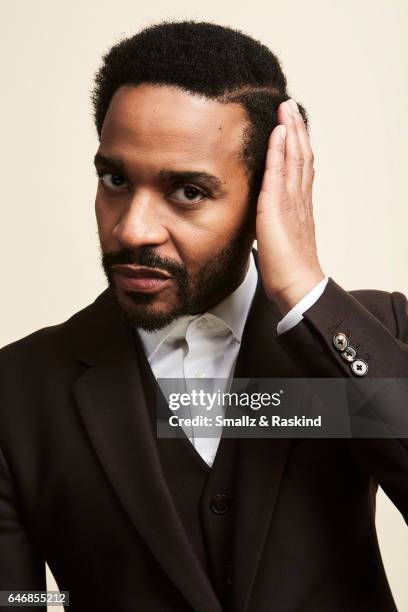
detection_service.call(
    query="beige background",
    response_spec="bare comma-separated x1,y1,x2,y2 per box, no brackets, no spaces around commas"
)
1,0,407,610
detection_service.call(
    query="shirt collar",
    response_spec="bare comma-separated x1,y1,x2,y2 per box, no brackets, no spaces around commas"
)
137,251,258,360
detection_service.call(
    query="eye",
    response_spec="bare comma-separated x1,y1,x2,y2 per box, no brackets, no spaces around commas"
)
98,172,128,191
169,185,206,204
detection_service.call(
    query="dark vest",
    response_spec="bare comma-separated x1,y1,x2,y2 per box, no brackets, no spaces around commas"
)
133,330,239,611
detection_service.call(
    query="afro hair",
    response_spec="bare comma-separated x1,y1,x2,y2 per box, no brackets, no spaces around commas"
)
91,21,308,206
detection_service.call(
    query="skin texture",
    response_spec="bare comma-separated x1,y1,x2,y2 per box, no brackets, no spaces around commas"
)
95,84,256,330
95,84,324,330
256,99,325,310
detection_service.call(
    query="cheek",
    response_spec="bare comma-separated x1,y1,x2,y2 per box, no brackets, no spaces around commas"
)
195,182,250,242
94,194,106,227
172,199,249,267
95,195,119,242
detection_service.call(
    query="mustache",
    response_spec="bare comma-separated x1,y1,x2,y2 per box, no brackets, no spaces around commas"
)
101,248,187,280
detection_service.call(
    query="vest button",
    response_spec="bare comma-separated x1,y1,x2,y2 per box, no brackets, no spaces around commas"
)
225,563,233,586
210,493,231,514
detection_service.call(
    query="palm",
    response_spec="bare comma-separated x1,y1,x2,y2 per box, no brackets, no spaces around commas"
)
255,100,324,312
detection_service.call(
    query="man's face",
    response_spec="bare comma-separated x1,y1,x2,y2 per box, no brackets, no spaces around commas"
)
95,84,255,331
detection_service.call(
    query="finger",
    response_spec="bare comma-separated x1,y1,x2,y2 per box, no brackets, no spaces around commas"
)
278,100,304,195
260,124,287,196
289,101,315,195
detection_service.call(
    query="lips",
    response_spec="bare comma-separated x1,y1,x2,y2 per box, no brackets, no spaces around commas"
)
111,265,173,293
111,265,172,279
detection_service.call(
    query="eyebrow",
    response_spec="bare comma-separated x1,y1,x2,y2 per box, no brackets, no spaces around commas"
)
94,153,125,173
93,153,227,197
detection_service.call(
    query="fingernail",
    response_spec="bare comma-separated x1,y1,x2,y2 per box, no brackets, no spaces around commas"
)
288,99,299,112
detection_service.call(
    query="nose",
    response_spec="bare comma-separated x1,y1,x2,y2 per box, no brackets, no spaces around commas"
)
113,190,169,249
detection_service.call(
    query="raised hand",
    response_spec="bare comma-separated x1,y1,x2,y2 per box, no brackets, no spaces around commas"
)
255,99,325,314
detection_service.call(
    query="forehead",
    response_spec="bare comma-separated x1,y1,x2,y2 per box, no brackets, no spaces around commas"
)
99,84,249,170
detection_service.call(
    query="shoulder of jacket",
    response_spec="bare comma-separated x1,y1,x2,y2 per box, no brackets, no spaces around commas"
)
0,290,110,366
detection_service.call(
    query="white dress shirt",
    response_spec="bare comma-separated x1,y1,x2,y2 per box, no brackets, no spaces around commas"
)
138,252,328,467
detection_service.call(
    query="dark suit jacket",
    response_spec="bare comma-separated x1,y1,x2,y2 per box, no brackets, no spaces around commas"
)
1,253,408,611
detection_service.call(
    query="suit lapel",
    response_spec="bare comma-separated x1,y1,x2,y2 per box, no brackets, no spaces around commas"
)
69,247,305,612
71,288,223,612
231,258,303,612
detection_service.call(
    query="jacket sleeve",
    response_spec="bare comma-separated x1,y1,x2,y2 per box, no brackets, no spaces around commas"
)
0,445,46,611
276,277,408,523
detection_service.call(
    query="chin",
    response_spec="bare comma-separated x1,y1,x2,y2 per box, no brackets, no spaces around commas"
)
115,291,183,332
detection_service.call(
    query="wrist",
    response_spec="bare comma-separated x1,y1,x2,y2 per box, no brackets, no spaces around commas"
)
269,270,326,314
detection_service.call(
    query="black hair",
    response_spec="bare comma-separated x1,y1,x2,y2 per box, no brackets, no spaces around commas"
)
91,21,308,207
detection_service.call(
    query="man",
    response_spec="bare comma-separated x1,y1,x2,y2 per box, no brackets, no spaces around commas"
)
0,20,407,612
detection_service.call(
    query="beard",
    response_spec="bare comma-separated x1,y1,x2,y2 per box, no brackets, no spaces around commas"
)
100,214,255,332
